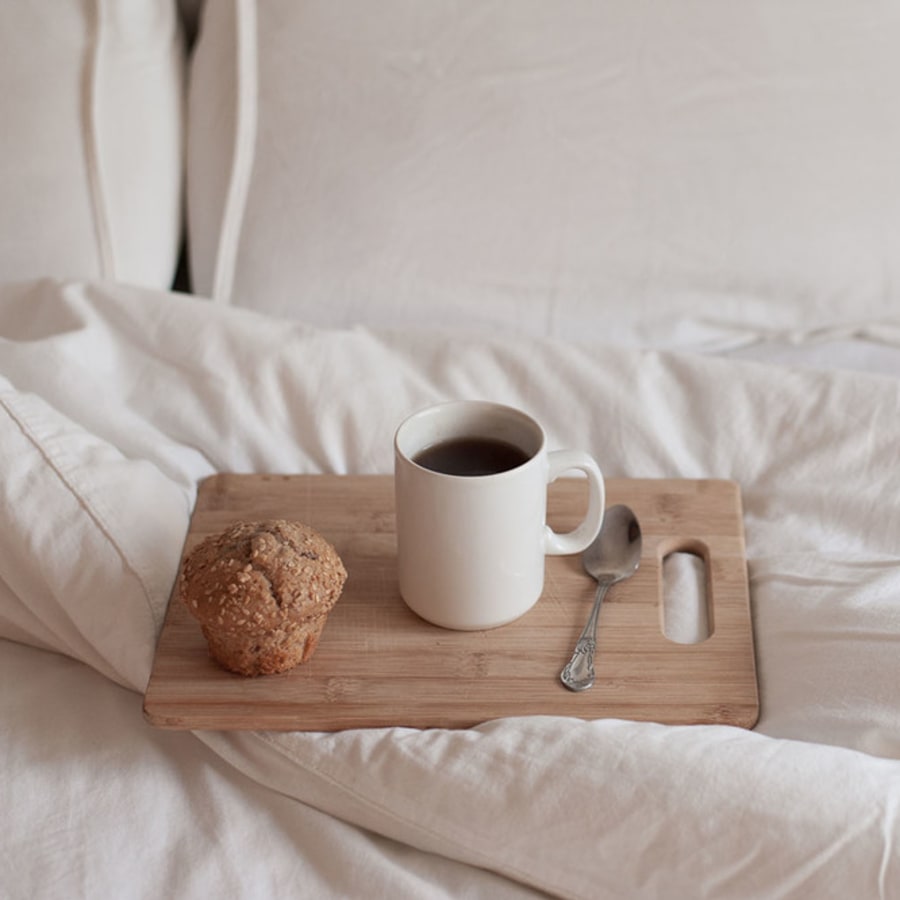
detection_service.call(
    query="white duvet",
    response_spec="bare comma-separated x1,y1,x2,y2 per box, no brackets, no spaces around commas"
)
2,278,900,898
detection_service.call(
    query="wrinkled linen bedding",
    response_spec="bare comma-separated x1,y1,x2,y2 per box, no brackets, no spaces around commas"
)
2,278,899,898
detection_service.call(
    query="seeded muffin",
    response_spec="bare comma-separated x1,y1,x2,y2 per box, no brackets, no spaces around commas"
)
179,519,347,676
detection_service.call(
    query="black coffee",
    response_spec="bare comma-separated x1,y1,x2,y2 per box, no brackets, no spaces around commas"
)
413,436,531,476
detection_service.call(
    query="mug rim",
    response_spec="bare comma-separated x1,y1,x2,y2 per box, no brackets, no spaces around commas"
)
394,400,546,479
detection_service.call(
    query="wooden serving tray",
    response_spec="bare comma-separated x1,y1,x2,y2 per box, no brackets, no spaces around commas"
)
143,475,758,731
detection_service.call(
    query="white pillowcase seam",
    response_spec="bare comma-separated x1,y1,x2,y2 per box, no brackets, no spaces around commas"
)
211,0,258,303
82,0,117,279
0,391,161,632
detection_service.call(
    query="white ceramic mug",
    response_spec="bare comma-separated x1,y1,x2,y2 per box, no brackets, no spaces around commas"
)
394,400,606,630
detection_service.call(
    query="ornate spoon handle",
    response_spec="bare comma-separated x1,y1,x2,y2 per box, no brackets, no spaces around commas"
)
560,580,611,692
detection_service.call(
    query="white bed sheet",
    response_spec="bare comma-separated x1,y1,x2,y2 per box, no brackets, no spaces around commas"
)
2,278,900,898
0,641,540,900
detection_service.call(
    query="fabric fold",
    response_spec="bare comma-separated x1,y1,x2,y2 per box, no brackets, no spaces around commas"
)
2,277,900,896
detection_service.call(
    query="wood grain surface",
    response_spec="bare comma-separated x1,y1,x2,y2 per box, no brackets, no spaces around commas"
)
143,475,759,731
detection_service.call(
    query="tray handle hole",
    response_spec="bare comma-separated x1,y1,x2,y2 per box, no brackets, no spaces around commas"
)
660,540,712,644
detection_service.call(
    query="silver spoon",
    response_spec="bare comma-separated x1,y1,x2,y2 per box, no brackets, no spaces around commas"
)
560,504,642,692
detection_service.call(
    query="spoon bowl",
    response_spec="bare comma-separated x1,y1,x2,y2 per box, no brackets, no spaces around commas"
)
560,504,642,692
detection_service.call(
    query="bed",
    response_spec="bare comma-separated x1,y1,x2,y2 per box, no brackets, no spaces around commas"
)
2,1,900,897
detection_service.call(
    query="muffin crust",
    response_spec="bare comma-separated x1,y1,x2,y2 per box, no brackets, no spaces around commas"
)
179,519,347,675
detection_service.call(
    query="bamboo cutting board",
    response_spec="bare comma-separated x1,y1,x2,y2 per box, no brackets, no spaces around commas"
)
143,475,758,731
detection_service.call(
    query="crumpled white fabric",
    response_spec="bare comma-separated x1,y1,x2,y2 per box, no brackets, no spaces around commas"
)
2,278,900,898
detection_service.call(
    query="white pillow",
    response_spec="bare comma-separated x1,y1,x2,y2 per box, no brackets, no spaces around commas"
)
187,0,900,341
0,1,186,289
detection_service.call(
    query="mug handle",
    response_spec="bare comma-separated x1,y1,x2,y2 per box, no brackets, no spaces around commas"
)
542,450,606,555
